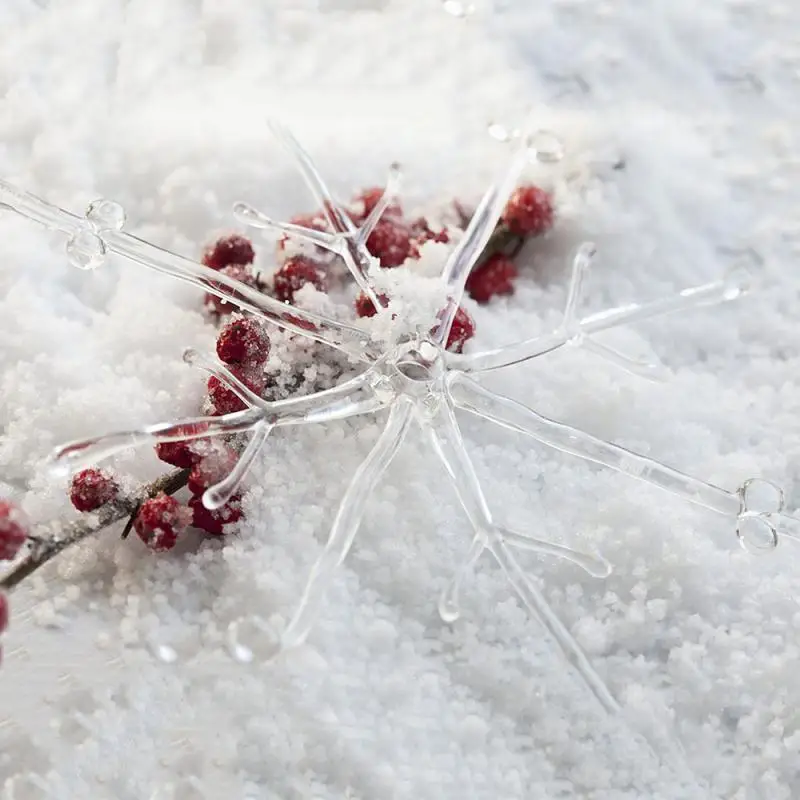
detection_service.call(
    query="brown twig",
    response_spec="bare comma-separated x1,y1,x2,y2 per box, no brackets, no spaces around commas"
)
0,468,190,591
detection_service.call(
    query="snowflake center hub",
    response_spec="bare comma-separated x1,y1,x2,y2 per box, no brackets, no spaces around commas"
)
391,339,444,384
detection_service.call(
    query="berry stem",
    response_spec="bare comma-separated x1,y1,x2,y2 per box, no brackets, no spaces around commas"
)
0,468,190,591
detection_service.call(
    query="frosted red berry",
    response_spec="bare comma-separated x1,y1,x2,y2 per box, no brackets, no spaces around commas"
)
188,446,239,496
189,495,243,536
273,256,329,304
0,501,28,561
69,469,119,512
366,220,413,268
207,367,265,415
350,187,402,224
202,234,255,271
134,493,191,552
410,217,450,246
0,592,8,635
205,264,258,315
216,317,270,366
502,185,554,237
466,254,519,304
445,307,475,354
354,292,389,318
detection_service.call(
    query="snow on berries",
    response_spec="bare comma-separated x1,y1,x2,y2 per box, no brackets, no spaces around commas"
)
350,187,402,224
466,253,519,303
69,469,119,512
365,219,413,268
202,233,255,271
189,495,243,536
273,256,329,304
0,501,28,561
502,184,554,237
134,493,192,552
216,317,271,366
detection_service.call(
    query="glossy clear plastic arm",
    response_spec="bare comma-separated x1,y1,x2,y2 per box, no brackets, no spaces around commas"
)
422,399,618,715
450,262,753,374
0,179,376,361
433,137,535,347
281,399,413,651
49,370,383,476
259,119,401,311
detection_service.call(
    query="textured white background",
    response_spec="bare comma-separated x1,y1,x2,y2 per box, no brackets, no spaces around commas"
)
1,1,799,798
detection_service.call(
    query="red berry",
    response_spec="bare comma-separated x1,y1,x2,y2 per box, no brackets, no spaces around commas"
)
273,256,329,304
0,501,27,561
134,493,191,552
0,592,8,635
205,264,258,315
350,187,402,224
207,367,265,415
69,469,119,512
354,292,389,318
277,214,329,253
188,446,239,496
216,317,270,366
189,495,243,535
465,254,519,304
202,234,255,271
445,307,475,353
502,185,554,237
366,220,413,268
410,217,450,246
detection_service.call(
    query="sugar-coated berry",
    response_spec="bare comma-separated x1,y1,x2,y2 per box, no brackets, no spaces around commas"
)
188,446,239,496
202,234,255,271
0,592,8,635
445,307,475,354
465,253,519,304
0,501,28,561
69,469,119,512
354,292,389,319
134,493,191,552
366,220,413,268
205,264,258,315
189,495,243,535
273,256,329,304
216,317,271,366
207,367,265,415
502,185,554,236
350,187,402,224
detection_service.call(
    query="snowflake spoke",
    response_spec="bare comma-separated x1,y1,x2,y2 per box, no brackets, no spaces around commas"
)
49,409,263,475
281,399,413,651
232,203,340,249
422,400,618,715
432,137,534,347
448,372,743,518
0,180,377,362
449,262,753,373
354,163,403,244
183,348,268,409
204,421,274,510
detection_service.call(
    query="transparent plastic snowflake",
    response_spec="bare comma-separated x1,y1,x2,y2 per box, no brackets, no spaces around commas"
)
1,122,798,714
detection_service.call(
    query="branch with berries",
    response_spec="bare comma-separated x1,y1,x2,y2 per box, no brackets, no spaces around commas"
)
0,178,555,653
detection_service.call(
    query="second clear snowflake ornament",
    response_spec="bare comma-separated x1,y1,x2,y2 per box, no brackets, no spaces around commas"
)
1,121,798,717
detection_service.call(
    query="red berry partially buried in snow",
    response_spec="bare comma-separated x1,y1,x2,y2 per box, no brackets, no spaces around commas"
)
366,220,413,268
216,317,271,366
465,254,519,304
189,495,243,536
502,185,554,237
273,256,329,304
202,234,255,271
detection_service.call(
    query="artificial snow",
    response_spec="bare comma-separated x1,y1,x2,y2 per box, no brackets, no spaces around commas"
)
1,1,800,798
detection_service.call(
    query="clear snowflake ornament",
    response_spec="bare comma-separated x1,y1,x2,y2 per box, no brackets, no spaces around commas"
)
1,121,798,720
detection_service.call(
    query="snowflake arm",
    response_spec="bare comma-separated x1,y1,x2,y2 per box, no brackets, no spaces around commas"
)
281,398,413,651
448,249,753,375
421,398,618,714
0,180,376,361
